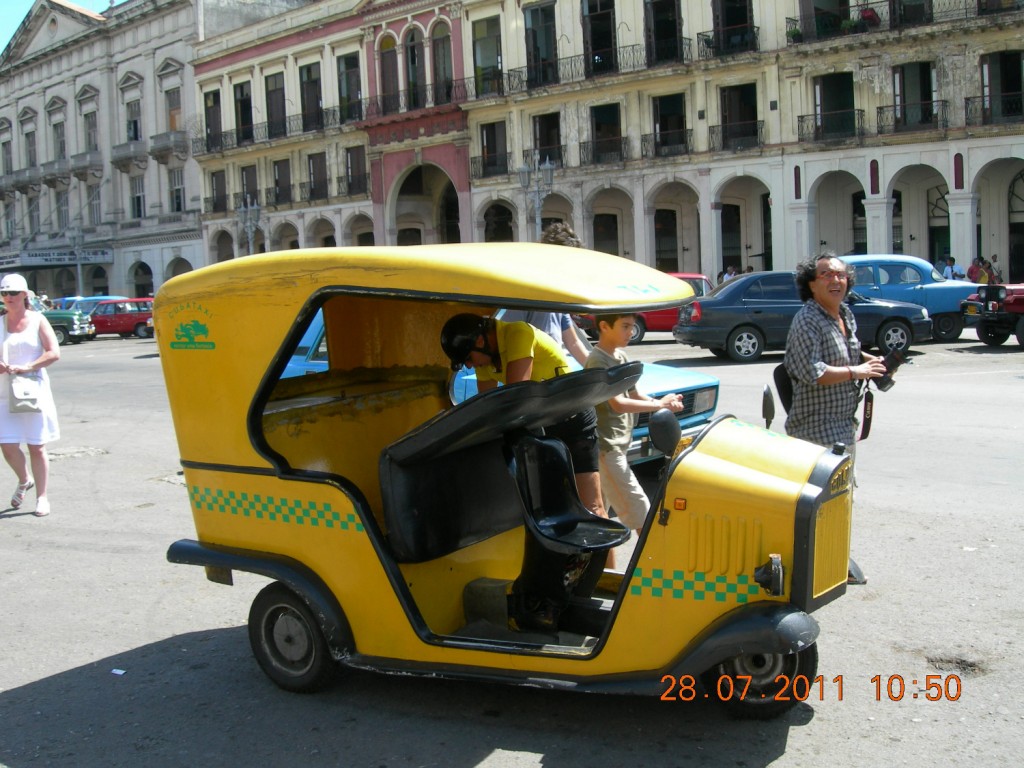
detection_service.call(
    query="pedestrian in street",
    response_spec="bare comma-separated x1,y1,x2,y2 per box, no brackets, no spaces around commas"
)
0,274,60,517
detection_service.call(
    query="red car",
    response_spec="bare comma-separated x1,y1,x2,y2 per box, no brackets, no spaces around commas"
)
90,298,154,338
576,272,713,343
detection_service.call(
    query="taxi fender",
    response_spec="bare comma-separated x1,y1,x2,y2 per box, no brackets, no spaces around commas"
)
670,602,820,679
167,539,353,658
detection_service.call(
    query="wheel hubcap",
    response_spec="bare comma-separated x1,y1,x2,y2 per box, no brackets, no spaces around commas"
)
270,609,312,665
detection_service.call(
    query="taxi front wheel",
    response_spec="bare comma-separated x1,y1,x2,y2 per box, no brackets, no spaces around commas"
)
248,582,336,693
702,643,818,720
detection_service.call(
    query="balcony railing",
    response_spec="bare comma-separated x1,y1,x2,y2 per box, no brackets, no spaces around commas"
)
709,121,765,152
579,138,627,166
41,158,71,188
110,140,149,173
11,167,41,193
336,173,369,196
877,101,949,133
797,109,865,142
149,131,189,164
203,195,229,214
264,185,294,207
697,24,760,59
965,92,1024,126
641,129,693,159
521,145,567,170
233,191,261,209
70,150,104,181
470,152,512,179
648,35,694,67
300,181,331,202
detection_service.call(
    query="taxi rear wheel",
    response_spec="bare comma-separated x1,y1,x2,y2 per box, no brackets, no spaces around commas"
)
248,582,336,693
702,643,818,720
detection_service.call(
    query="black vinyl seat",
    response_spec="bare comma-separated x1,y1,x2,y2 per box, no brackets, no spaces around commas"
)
512,434,630,555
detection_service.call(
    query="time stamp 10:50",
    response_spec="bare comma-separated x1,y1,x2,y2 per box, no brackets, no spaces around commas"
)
660,674,963,702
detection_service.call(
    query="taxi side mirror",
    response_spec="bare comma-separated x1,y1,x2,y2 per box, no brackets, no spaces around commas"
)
648,408,681,457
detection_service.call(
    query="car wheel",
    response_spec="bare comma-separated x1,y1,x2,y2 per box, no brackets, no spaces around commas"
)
726,326,764,362
702,643,818,720
1016,317,1024,347
978,322,1010,347
710,347,731,360
134,323,149,338
248,582,336,693
932,313,963,342
52,326,69,346
628,317,647,345
875,320,911,355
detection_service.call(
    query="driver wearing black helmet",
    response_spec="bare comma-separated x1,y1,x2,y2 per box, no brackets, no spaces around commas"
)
440,312,605,519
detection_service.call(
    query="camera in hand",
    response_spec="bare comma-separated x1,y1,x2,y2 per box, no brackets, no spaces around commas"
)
874,348,907,392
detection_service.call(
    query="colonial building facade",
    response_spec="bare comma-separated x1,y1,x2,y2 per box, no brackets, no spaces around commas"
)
11,1,1020,291
188,0,1024,283
0,0,202,298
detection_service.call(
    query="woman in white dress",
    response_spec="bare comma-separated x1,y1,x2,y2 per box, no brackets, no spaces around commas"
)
0,274,60,517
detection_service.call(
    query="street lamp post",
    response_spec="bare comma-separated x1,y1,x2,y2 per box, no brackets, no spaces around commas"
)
237,194,261,255
518,155,555,242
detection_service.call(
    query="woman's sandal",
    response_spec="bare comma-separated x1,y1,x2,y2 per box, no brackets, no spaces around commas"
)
11,479,34,509
33,497,50,517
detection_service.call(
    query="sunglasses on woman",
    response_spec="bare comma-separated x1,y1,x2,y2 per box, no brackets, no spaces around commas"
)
0,290,24,297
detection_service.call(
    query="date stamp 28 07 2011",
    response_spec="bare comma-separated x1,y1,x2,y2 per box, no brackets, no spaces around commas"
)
659,674,963,703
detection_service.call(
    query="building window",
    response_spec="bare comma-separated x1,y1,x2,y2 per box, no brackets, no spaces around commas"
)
272,159,291,204
380,38,400,114
28,197,40,233
25,131,36,166
52,122,66,160
131,175,145,219
234,82,253,143
265,73,286,139
405,29,426,110
4,202,15,240
299,63,323,132
87,184,102,225
168,168,184,212
55,189,69,230
166,88,181,131
240,164,257,205
346,146,367,194
210,170,227,212
432,25,453,105
472,17,503,96
480,121,508,176
84,112,98,151
126,100,142,141
1,140,11,174
524,3,558,88
306,152,328,200
337,53,362,121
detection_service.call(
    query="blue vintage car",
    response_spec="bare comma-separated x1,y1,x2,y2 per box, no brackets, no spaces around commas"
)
284,310,719,464
840,255,979,341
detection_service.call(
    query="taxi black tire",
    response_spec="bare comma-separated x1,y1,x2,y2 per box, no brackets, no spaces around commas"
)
702,643,818,720
248,582,336,693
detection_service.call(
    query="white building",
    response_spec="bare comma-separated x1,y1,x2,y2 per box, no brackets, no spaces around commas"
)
0,0,202,298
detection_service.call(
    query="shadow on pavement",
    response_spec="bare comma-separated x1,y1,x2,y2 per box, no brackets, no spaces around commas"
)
0,628,812,767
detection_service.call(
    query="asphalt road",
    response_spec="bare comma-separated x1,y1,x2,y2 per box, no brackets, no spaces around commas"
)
0,330,1020,767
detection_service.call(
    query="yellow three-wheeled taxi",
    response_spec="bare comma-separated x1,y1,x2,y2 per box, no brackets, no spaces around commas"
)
156,244,852,718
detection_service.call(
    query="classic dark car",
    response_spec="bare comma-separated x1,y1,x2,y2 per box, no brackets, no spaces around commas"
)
673,271,932,362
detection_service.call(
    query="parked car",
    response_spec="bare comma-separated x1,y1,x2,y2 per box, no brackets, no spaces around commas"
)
90,298,153,337
26,295,95,345
961,283,1024,346
284,309,719,465
839,255,979,341
673,270,932,362
576,272,714,343
61,294,129,315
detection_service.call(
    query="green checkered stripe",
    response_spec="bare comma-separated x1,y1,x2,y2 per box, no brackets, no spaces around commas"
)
630,568,761,603
189,486,363,532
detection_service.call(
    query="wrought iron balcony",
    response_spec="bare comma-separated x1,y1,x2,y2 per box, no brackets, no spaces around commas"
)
299,180,331,202
110,140,149,173
797,110,865,143
203,195,229,214
70,150,104,181
697,24,759,59
709,121,765,152
877,101,949,133
965,92,1024,126
641,129,693,159
521,146,566,170
580,138,627,166
264,185,294,207
149,131,189,164
41,158,71,188
233,191,261,209
470,152,512,179
335,174,369,197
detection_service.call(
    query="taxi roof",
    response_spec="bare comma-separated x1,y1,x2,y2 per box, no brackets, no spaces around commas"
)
155,243,694,312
